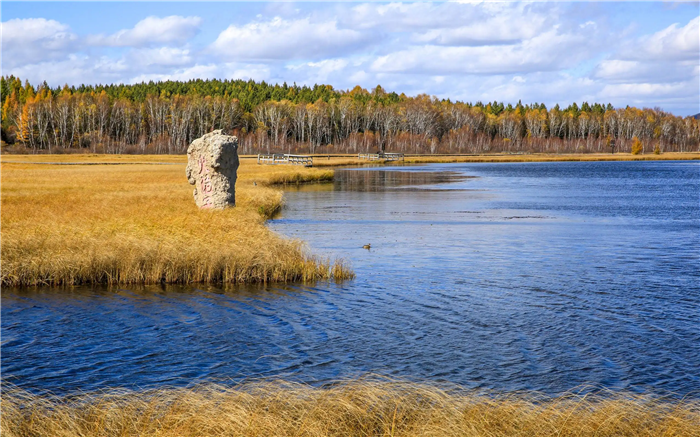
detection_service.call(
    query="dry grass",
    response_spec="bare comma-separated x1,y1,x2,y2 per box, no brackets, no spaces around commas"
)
248,152,700,168
249,152,700,167
402,152,700,164
3,151,697,167
0,156,349,286
3,151,695,285
0,154,187,164
2,378,698,437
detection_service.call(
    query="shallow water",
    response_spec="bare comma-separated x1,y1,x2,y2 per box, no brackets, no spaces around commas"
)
3,161,699,396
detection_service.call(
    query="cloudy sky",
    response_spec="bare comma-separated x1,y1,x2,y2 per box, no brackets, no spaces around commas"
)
2,1,699,115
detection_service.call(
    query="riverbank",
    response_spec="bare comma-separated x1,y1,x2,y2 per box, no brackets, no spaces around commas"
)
0,155,346,287
315,151,700,166
2,379,698,437
260,151,698,168
402,151,700,164
3,151,699,167
2,152,697,287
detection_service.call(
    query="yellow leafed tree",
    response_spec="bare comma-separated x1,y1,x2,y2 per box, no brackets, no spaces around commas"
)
631,136,643,155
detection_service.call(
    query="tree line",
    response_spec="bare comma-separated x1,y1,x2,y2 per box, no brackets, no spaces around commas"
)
2,76,698,155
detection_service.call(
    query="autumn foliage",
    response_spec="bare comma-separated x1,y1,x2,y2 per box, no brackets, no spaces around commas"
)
631,137,643,155
2,76,699,155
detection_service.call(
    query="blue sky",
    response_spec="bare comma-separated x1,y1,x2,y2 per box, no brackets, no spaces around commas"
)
2,1,699,115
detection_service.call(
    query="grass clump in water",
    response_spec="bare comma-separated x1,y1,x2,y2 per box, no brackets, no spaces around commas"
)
1,156,351,286
2,378,698,437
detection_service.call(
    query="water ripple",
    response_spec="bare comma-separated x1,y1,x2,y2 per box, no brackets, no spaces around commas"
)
3,161,699,397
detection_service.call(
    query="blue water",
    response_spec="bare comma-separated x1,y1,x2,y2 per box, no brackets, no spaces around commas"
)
2,161,699,397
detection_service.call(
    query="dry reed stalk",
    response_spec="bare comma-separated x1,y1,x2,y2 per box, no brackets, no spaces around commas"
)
250,152,700,168
403,152,700,164
1,158,351,286
2,379,698,437
3,152,697,167
0,154,187,164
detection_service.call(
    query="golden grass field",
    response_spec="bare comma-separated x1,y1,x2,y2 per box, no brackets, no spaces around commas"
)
1,151,698,287
254,151,700,167
402,151,700,164
2,379,698,437
3,153,700,436
2,151,697,166
0,155,347,286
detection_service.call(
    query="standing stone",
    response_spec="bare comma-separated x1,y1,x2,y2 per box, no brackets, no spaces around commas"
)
186,130,239,209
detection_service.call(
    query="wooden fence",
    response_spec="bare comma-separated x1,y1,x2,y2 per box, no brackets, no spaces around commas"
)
358,153,405,161
257,154,313,167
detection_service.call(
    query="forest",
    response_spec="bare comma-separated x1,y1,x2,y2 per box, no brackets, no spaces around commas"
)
2,76,698,155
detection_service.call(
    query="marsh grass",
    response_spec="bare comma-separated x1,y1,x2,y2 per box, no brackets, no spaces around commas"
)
0,156,350,286
3,151,696,286
2,379,698,437
403,151,700,164
245,152,700,167
252,152,700,168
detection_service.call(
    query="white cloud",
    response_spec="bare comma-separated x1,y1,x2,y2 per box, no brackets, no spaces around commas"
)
88,16,202,47
130,63,271,84
130,64,220,84
127,47,194,67
348,70,370,84
594,59,696,83
371,27,597,75
5,55,129,86
344,2,467,31
286,59,349,83
1,18,78,67
412,6,551,46
601,81,694,99
590,14,699,113
625,15,699,61
222,64,272,82
2,3,697,115
210,16,372,60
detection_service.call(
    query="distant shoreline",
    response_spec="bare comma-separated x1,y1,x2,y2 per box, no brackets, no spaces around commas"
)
400,152,700,164
2,151,699,167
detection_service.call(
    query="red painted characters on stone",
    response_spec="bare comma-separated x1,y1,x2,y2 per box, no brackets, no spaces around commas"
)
198,155,213,208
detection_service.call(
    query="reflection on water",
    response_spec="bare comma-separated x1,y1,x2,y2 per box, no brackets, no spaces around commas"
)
3,161,699,397
332,168,472,191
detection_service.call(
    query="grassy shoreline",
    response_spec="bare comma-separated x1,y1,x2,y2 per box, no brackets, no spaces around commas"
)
0,156,345,287
2,151,699,165
271,151,699,168
4,156,698,435
2,379,698,437
402,151,700,163
2,152,697,287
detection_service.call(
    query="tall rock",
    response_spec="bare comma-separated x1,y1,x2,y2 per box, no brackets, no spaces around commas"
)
186,130,240,209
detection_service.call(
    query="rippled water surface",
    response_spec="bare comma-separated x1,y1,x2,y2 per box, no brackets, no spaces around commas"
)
3,161,699,396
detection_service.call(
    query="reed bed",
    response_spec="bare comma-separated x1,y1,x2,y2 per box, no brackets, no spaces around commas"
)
0,153,187,164
403,152,700,164
258,152,700,167
2,379,698,437
3,151,697,167
254,152,700,168
0,156,350,286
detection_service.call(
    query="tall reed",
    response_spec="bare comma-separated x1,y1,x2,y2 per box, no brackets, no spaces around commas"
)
2,378,698,437
404,151,700,163
1,157,351,286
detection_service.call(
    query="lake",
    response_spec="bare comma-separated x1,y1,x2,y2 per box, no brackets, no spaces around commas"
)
2,161,699,397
